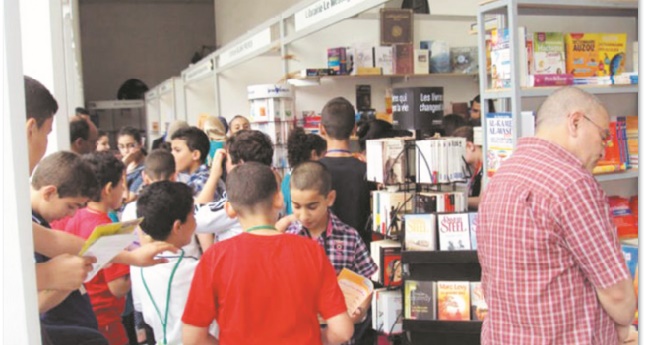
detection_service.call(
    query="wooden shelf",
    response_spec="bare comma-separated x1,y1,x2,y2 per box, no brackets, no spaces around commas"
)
403,319,482,333
402,250,479,264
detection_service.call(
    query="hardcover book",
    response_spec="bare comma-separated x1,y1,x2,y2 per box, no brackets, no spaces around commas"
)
374,46,395,75
438,213,471,251
429,41,451,73
372,288,403,334
597,33,627,77
450,46,478,74
380,8,414,46
370,240,401,282
437,281,470,321
490,28,511,88
327,47,348,75
414,49,429,74
379,246,402,286
394,43,414,75
404,213,436,251
470,282,488,321
405,280,436,320
533,32,566,75
565,33,600,77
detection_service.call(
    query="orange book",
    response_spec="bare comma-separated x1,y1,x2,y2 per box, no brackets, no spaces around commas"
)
595,121,621,167
437,281,470,321
565,33,600,77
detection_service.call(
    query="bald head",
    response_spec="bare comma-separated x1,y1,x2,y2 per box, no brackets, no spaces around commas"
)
536,86,606,130
70,115,99,154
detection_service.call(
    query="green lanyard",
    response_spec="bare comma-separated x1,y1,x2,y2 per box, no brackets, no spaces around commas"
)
140,248,185,345
245,225,278,232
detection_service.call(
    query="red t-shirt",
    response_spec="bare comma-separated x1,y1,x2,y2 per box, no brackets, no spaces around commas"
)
182,233,347,345
64,208,130,328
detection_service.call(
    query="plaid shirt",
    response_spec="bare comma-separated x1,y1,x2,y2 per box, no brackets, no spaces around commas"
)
477,137,630,345
287,210,378,279
185,164,224,201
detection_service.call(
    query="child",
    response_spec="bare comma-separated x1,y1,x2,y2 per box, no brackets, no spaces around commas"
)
31,152,107,344
286,161,377,344
96,130,111,152
281,127,327,215
132,181,218,345
63,151,131,345
118,126,146,202
181,162,353,345
227,114,250,136
319,97,372,247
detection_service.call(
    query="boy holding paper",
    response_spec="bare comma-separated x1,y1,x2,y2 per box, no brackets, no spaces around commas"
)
285,161,377,344
63,151,131,345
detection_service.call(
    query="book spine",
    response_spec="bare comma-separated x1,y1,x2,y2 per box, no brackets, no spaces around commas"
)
533,74,574,86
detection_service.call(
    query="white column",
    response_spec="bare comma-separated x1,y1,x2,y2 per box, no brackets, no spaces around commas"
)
2,1,42,344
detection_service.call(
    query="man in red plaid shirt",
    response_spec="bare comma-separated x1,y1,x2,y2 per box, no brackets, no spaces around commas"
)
477,87,637,344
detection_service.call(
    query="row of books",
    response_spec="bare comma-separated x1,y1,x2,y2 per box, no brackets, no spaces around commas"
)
593,115,638,174
620,238,638,326
404,280,486,322
610,195,638,240
366,137,468,185
404,212,477,252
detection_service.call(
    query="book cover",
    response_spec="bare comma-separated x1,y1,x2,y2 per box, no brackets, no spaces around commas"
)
437,281,470,321
597,33,627,77
414,49,429,74
438,213,471,251
468,212,478,250
404,280,436,320
327,47,348,75
565,33,600,77
356,84,372,111
533,73,574,86
404,213,436,251
372,288,403,334
394,43,414,75
470,282,488,321
370,240,401,282
338,268,374,317
490,28,511,88
485,112,514,178
429,41,451,73
450,46,478,74
372,191,413,236
415,139,440,184
374,46,395,75
380,8,414,46
380,246,402,287
414,192,465,213
533,32,566,74
366,138,412,185
352,44,375,75
593,121,622,170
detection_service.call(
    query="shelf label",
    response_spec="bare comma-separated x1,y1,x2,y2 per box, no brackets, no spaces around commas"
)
184,59,214,82
218,28,271,68
247,84,294,100
294,0,366,33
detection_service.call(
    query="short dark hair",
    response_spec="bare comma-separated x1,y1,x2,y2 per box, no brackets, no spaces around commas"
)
471,94,495,113
287,127,326,168
226,162,278,214
98,130,108,138
137,181,194,241
227,130,274,166
70,116,90,142
144,149,176,181
24,76,58,128
321,97,356,140
76,107,90,116
32,151,99,199
442,114,468,137
452,125,474,143
290,161,332,196
118,126,142,144
171,126,210,163
82,151,126,202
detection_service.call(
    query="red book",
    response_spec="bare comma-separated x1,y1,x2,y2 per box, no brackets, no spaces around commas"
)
533,73,573,86
394,44,414,75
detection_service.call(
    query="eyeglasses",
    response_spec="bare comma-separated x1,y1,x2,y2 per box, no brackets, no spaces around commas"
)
583,115,612,144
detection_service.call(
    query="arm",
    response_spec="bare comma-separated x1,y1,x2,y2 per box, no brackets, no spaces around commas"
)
350,293,372,324
275,214,297,233
33,222,85,257
35,254,95,291
182,324,219,345
468,196,481,210
38,289,72,313
322,312,354,345
195,149,225,204
596,279,636,326
107,275,131,299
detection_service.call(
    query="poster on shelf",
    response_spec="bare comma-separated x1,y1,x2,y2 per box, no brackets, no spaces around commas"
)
485,112,513,178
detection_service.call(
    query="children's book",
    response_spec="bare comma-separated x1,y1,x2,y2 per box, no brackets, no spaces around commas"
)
79,218,144,282
597,33,627,77
532,32,566,75
565,33,600,77
485,112,514,178
404,280,436,320
437,281,470,320
490,28,510,88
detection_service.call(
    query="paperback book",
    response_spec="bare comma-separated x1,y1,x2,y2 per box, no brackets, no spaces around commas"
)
405,280,437,320
437,281,470,321
438,213,471,251
404,213,437,251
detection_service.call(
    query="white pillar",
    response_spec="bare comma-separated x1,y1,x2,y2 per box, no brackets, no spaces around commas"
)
1,1,42,344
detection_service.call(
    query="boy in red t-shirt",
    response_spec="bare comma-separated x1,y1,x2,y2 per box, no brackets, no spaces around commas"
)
64,151,131,345
182,162,354,345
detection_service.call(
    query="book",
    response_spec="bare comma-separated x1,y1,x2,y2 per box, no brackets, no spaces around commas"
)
352,44,375,75
565,33,600,77
404,280,436,320
438,213,471,251
327,47,348,75
299,68,336,78
366,138,412,185
374,46,395,75
485,112,514,178
598,33,627,77
414,49,429,74
450,46,478,74
414,192,466,213
380,8,414,46
337,268,374,317
79,218,144,283
379,246,402,287
370,240,401,283
621,243,638,325
532,32,566,75
372,289,403,334
372,191,413,236
468,212,478,250
404,213,436,251
394,43,414,75
356,84,372,111
437,281,470,321
517,26,534,87
490,28,511,88
533,73,574,86
470,282,488,321
423,41,451,73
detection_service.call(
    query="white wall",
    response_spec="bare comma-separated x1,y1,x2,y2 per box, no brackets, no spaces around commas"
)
79,2,215,102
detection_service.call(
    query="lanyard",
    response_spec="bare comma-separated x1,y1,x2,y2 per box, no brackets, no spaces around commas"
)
140,248,185,345
326,149,351,155
245,225,278,232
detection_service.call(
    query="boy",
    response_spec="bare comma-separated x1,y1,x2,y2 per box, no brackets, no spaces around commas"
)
182,162,353,345
132,181,218,344
286,161,377,344
63,151,131,345
319,97,372,247
31,151,108,345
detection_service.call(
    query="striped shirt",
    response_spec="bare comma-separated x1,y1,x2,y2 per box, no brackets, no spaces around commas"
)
477,137,630,345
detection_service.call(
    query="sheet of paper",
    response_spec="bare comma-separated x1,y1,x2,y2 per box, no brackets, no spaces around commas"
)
82,233,135,283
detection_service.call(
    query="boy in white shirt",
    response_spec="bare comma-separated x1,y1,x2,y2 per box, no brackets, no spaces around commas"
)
131,181,218,344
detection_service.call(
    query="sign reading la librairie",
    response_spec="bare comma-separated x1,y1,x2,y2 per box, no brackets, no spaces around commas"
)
294,0,367,32
218,28,272,68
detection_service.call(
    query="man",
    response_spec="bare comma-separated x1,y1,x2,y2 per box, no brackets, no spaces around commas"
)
468,94,495,127
476,87,637,344
69,115,98,154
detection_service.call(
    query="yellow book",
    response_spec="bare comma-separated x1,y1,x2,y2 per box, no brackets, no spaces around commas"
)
597,33,627,77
